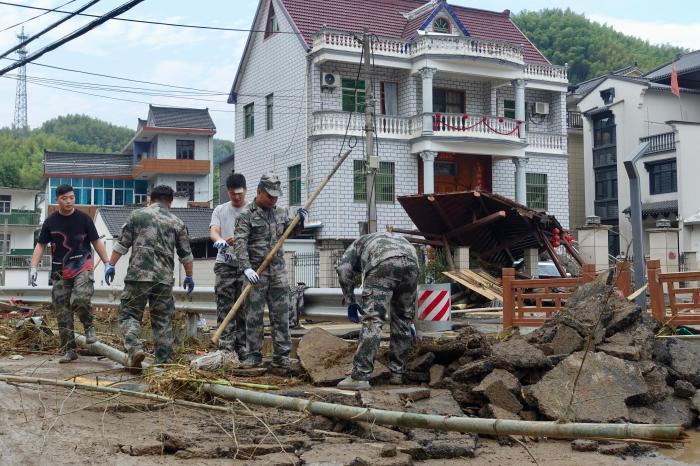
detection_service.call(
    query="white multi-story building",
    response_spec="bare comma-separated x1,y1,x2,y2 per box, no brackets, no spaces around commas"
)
575,50,700,267
0,187,46,286
229,0,570,249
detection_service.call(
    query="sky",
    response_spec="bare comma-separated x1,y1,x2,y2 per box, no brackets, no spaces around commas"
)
0,0,698,142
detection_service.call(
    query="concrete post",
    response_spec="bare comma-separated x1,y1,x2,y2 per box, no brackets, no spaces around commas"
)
284,250,296,288
577,222,611,272
512,157,529,205
419,67,437,135
512,79,526,139
454,246,470,271
420,151,437,194
319,249,336,288
523,248,539,278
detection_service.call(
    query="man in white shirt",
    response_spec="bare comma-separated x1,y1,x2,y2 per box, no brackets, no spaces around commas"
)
210,173,248,358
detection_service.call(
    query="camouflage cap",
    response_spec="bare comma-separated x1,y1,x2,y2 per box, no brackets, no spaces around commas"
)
259,173,281,197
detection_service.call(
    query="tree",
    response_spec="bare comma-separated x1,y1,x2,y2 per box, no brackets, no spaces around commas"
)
40,114,133,152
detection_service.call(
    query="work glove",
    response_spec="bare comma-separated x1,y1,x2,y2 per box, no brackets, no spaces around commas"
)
213,239,228,251
297,207,308,224
347,303,363,323
410,323,417,343
183,275,195,295
30,267,38,287
244,268,259,284
104,264,115,286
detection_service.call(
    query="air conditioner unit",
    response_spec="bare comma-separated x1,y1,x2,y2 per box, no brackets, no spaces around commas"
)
534,102,550,115
321,72,339,90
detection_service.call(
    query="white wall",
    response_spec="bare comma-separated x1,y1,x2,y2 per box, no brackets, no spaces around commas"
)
153,134,213,161
0,188,38,211
675,123,700,252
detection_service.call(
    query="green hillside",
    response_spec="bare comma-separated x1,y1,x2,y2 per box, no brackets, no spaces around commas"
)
1,114,233,190
513,9,687,84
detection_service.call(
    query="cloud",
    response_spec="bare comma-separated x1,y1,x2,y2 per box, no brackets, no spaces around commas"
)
588,15,700,50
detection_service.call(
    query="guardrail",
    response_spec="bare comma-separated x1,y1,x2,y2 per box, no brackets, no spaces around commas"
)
0,286,349,320
647,259,700,326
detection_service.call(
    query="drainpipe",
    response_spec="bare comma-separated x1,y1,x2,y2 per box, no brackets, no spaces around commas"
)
623,141,650,310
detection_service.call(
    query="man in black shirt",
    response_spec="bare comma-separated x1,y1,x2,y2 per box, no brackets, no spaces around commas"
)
30,184,110,363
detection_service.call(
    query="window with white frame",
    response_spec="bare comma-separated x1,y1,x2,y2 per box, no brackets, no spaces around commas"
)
176,140,195,160
526,173,548,210
0,195,10,213
0,233,10,254
176,181,195,201
244,103,254,138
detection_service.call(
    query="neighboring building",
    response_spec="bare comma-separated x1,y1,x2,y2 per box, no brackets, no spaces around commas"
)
43,105,216,215
0,187,48,286
575,50,700,266
218,153,235,203
93,205,217,288
229,0,570,249
567,66,642,237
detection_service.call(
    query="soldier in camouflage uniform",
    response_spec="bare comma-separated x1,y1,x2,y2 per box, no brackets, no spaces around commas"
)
210,173,248,358
233,173,306,371
336,232,419,390
105,185,194,370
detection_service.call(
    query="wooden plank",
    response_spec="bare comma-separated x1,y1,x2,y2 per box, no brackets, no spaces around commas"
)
445,211,506,239
442,270,503,301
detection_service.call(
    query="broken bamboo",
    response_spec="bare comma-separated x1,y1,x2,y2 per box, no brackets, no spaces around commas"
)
70,336,683,442
212,147,353,345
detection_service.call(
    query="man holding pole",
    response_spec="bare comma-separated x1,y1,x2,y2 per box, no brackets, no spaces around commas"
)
336,232,419,390
233,173,306,371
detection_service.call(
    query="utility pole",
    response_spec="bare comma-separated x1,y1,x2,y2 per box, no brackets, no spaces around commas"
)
1,218,8,286
362,28,377,234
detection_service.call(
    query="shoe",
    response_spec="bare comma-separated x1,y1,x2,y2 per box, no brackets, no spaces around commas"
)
126,350,146,373
58,350,78,363
389,372,404,385
85,326,98,344
240,358,263,369
269,360,291,376
337,375,371,391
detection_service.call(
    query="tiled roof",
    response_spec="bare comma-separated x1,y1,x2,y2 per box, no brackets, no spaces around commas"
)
279,0,549,64
645,50,700,81
147,105,216,130
98,206,214,240
568,65,642,101
622,200,678,218
44,151,134,177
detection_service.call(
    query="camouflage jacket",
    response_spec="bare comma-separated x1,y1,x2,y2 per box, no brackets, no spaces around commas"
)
337,232,418,304
233,202,300,273
114,203,193,285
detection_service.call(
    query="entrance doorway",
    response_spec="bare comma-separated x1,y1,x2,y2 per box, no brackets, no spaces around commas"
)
418,153,492,194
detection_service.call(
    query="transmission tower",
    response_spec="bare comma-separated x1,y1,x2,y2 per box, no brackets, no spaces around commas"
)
12,27,28,134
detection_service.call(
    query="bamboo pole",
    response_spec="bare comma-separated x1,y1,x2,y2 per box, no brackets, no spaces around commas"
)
67,334,684,442
203,383,683,442
212,148,353,345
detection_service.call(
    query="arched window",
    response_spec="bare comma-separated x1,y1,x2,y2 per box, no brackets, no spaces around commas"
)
433,17,450,33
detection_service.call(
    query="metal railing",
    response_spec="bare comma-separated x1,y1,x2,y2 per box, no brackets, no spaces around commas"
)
567,111,583,129
0,255,51,269
0,209,40,226
640,132,675,154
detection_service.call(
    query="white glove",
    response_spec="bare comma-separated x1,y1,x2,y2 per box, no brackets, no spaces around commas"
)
244,268,259,284
30,267,38,287
213,239,228,250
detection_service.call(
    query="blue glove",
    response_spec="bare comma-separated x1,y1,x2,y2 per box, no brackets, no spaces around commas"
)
410,323,417,343
297,208,308,224
347,303,363,323
104,264,115,285
30,267,38,287
213,239,228,251
183,275,195,295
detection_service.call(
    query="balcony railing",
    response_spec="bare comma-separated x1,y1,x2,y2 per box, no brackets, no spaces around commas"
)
567,111,583,129
524,63,568,82
0,254,51,269
312,30,568,82
527,132,565,153
0,209,40,226
311,111,417,139
132,158,210,177
640,132,675,154
433,113,522,142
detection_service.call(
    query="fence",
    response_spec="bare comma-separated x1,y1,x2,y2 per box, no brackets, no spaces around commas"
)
647,259,700,326
0,255,51,269
289,250,344,288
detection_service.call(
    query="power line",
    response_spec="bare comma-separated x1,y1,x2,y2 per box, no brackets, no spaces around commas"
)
0,0,146,77
0,0,103,61
0,0,77,32
0,1,303,34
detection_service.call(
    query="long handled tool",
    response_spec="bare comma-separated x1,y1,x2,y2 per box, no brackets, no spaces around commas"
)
212,148,353,345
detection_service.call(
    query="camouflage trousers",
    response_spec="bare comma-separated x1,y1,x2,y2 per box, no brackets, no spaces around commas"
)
245,268,291,365
51,270,94,352
118,281,176,364
214,263,246,357
352,257,418,381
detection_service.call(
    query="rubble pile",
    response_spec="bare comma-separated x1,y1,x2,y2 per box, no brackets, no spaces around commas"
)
404,277,700,427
